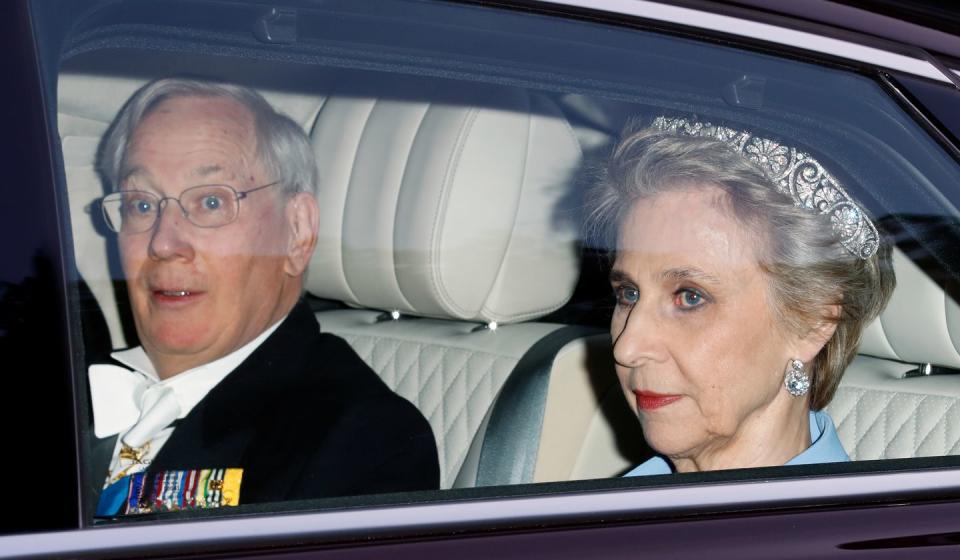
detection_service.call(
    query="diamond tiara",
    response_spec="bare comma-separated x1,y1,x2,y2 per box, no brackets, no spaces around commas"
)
651,116,879,259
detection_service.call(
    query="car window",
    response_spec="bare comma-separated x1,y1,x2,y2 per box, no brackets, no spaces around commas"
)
25,0,960,534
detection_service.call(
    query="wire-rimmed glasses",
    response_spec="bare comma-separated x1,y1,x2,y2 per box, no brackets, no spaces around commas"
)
100,181,280,234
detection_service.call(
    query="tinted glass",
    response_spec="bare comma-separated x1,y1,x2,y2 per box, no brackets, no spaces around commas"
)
45,0,960,531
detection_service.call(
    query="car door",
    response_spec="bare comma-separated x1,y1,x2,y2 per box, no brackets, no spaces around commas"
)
3,0,960,557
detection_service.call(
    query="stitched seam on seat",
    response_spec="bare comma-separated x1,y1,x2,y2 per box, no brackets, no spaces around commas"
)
330,330,528,360
876,310,896,360
832,386,960,459
392,341,426,399
857,390,891,458
337,99,378,304
335,331,518,483
392,102,432,312
880,392,893,456
428,349,509,481
883,394,923,456
856,389,885,459
479,97,530,324
481,103,582,324
852,389,861,458
304,97,328,137
439,356,500,438
365,339,451,480
430,107,481,318
915,398,959,454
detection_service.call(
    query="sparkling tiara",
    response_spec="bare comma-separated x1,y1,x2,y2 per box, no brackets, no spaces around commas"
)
651,116,879,259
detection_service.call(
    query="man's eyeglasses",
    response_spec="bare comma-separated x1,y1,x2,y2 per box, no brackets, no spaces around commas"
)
100,181,281,234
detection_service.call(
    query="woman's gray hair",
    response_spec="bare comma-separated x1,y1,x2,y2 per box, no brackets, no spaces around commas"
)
98,77,318,197
587,125,896,410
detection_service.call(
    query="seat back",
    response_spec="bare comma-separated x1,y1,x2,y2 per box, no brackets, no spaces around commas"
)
826,250,960,459
303,77,588,487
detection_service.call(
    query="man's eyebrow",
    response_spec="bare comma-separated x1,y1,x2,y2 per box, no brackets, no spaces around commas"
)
119,166,146,185
609,269,632,284
659,267,722,285
191,164,225,178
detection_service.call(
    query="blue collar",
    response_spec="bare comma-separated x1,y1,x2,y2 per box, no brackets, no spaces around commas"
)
625,410,849,476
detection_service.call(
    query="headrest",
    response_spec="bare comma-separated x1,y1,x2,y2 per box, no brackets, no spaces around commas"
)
306,81,583,324
859,249,960,368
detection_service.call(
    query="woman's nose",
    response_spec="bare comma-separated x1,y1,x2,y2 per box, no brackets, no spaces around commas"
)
148,199,196,261
612,304,665,367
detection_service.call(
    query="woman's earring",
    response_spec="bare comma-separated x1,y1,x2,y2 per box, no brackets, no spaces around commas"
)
784,359,811,397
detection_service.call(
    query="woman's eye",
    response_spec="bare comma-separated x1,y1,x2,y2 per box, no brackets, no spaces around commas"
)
615,286,639,307
674,288,706,309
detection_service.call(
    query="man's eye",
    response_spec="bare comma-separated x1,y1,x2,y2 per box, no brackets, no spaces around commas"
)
127,198,153,215
201,195,224,211
674,288,706,309
614,286,639,307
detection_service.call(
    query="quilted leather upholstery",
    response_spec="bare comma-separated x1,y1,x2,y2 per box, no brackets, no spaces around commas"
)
826,355,960,460
315,309,565,487
827,248,960,460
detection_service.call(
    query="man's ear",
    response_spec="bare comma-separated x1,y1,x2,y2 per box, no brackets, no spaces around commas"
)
793,304,841,362
283,192,319,277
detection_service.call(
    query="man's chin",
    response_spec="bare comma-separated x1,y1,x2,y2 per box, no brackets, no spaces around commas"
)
141,327,218,363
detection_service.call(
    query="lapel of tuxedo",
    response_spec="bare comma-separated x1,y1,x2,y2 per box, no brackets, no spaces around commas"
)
84,433,116,519
149,300,317,472
88,434,116,486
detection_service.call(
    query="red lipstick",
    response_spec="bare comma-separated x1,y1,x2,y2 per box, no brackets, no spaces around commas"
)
634,390,682,410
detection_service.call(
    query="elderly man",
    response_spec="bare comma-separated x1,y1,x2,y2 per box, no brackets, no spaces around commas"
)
89,78,439,517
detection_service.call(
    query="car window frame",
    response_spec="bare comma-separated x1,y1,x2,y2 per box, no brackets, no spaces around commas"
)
6,0,960,553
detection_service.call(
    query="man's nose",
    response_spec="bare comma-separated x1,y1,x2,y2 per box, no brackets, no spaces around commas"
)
612,303,665,368
148,199,196,261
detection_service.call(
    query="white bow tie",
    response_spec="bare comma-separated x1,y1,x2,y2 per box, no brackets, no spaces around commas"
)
88,364,182,448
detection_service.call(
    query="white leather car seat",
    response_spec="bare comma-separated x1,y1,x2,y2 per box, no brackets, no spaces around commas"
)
826,250,960,460
302,78,611,488
62,65,952,492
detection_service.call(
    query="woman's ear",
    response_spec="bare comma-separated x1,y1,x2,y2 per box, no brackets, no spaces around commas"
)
283,192,319,277
793,304,841,362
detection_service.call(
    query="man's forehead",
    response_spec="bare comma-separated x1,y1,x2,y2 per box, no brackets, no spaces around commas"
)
121,96,261,184
133,95,257,146
121,161,248,187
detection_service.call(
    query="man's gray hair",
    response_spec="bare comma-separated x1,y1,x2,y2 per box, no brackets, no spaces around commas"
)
99,77,318,197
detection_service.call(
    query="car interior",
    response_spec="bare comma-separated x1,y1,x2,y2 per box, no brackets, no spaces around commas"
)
56,1,960,515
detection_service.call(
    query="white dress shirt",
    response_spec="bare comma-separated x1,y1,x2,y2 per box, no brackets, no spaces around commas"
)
88,317,285,487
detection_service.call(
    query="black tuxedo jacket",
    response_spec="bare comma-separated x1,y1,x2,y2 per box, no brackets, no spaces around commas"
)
88,300,439,512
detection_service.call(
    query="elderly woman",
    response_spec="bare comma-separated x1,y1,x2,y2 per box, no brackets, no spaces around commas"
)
587,117,895,474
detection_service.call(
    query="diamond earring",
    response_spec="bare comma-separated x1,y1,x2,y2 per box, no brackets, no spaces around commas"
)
784,359,811,397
